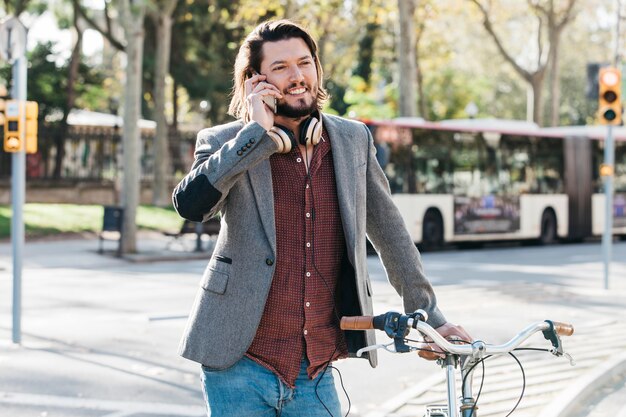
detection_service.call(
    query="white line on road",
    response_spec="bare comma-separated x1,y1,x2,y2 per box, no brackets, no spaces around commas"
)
101,411,136,417
0,392,205,416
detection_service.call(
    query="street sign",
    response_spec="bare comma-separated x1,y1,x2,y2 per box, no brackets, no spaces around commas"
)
0,16,27,63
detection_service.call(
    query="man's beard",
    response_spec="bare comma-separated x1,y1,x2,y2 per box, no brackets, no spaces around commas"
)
276,85,318,118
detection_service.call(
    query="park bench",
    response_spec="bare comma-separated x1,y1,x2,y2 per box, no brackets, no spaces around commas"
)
163,217,221,251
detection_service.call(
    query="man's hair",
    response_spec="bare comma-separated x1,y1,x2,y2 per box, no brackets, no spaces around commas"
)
228,19,329,122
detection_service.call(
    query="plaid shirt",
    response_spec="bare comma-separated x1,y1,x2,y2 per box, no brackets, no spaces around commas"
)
246,129,349,387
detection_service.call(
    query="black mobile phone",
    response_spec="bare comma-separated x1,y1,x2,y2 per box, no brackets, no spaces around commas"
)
251,70,277,113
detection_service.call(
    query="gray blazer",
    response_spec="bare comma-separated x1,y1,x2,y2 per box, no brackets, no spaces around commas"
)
172,113,445,370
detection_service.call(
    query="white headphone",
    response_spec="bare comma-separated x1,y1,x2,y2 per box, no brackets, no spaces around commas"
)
267,111,323,154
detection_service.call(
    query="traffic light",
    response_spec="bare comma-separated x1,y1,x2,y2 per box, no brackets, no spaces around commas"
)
3,100,23,152
2,100,38,153
598,67,622,125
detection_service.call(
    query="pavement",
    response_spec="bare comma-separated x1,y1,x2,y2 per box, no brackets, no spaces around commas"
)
1,233,626,417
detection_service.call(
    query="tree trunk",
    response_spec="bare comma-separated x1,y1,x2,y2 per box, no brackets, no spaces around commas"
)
151,2,176,207
172,77,178,131
120,0,146,254
548,30,561,127
53,4,83,178
397,0,418,117
531,73,545,126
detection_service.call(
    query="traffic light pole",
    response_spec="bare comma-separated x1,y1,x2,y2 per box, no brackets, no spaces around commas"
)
602,125,615,290
11,54,26,344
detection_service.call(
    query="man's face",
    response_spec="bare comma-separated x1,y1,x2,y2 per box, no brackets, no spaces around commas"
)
259,38,319,118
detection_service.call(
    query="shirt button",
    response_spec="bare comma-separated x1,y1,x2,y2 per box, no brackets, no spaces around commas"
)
305,302,311,307
265,258,274,266
306,184,310,189
306,272,311,277
296,157,302,163
304,329,308,335
306,212,311,218
306,242,311,248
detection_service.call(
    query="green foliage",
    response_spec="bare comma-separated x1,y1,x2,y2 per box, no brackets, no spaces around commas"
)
147,0,249,125
0,204,182,239
0,41,108,120
344,76,397,120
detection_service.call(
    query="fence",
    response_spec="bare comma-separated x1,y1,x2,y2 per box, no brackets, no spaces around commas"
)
0,124,198,182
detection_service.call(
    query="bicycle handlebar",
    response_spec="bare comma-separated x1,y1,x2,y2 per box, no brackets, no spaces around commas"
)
340,313,574,357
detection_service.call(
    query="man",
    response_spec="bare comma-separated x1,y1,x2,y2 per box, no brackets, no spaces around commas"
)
173,19,470,417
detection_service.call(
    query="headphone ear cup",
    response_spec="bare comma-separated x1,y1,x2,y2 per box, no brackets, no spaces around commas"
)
270,126,296,154
309,116,323,146
299,114,323,146
299,118,313,146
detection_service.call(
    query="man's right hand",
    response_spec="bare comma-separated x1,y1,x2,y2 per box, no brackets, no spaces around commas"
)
244,73,282,131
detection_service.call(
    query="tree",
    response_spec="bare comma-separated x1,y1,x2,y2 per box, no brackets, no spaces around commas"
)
118,0,147,254
397,0,418,117
468,0,578,125
148,0,177,207
528,0,578,126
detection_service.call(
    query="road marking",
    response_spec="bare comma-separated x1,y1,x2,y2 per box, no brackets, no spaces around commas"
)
101,411,136,417
0,392,205,416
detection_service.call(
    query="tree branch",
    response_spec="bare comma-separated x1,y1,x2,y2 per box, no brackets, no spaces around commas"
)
469,0,533,81
73,0,126,51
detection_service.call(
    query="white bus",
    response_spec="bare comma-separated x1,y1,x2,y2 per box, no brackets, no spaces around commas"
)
365,118,626,249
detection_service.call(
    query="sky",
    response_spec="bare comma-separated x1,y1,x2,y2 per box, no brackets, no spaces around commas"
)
26,9,103,64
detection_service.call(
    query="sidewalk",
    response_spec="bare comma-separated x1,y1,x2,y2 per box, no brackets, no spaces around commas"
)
1,236,626,417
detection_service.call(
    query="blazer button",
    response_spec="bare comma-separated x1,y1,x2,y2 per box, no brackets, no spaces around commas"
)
265,258,274,266
249,138,256,144
237,150,243,156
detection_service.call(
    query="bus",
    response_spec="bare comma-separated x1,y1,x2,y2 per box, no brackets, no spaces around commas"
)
364,118,626,249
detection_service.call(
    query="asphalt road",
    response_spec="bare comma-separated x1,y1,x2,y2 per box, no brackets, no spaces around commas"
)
1,236,625,417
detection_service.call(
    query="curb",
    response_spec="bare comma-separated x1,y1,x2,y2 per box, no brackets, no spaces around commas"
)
537,351,626,417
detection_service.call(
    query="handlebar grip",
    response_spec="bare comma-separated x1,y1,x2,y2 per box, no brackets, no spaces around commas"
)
340,316,375,330
553,321,574,336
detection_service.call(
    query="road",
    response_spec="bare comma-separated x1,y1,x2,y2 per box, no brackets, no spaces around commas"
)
1,236,625,417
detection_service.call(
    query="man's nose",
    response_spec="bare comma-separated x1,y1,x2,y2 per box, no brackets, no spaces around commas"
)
288,65,305,82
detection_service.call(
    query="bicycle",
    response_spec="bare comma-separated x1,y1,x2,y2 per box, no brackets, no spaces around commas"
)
340,310,575,417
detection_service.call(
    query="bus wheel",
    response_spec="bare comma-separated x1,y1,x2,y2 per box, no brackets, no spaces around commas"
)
422,210,444,251
539,210,557,245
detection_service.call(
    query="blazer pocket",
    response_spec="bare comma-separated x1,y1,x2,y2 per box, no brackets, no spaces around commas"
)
201,261,230,294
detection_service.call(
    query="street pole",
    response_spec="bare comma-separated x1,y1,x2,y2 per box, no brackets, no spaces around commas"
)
602,125,614,290
11,54,27,344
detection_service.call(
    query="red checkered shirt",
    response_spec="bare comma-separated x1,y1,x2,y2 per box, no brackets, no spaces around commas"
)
246,129,349,387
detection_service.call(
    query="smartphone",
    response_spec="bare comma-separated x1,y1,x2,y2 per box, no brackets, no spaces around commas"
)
251,70,277,113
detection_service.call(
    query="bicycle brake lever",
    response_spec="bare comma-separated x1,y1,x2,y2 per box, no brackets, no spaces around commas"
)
548,347,576,366
356,342,395,357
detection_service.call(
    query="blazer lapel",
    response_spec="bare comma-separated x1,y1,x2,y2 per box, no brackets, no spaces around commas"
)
248,160,277,254
324,114,357,260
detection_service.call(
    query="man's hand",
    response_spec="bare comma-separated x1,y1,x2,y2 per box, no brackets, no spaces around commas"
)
244,73,282,131
418,322,473,361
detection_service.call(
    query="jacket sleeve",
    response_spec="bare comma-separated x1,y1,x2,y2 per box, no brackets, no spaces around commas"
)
172,121,278,222
362,124,447,328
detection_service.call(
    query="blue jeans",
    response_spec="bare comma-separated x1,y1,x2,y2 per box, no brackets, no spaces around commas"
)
200,356,341,417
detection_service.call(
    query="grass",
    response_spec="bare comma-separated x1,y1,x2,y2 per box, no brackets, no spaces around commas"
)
0,203,183,240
